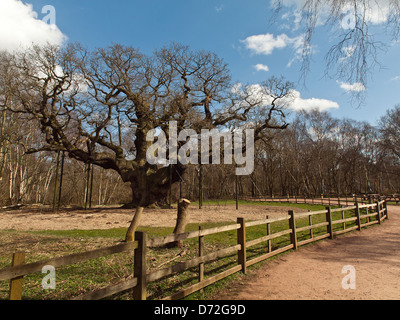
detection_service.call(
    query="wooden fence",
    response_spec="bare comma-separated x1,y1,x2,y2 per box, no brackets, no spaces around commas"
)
242,193,399,206
0,200,388,300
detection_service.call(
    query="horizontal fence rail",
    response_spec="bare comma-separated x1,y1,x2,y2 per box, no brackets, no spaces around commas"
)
240,194,397,207
1,200,389,300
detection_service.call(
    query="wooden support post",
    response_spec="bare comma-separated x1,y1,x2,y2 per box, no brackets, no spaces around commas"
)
9,252,25,300
237,218,246,274
198,226,204,294
199,164,203,209
84,163,91,210
384,201,389,220
89,163,94,209
308,211,313,239
288,210,297,250
169,164,173,209
173,199,191,247
341,209,345,230
133,231,147,300
355,203,361,231
266,215,271,253
57,151,65,210
376,201,381,224
52,149,61,212
235,174,239,211
326,207,334,239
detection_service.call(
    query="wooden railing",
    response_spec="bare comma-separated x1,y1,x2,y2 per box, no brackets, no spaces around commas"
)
0,200,388,300
1,241,139,300
241,193,398,206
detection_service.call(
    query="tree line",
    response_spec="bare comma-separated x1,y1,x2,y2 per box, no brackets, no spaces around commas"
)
180,108,400,201
1,103,400,208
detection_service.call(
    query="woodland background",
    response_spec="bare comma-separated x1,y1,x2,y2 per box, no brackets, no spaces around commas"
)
1,108,398,208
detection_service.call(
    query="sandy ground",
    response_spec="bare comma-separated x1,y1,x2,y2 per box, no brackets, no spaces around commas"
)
218,205,400,300
0,204,301,231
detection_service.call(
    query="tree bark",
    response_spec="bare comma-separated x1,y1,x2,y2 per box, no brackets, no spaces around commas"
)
125,206,144,242
172,199,191,247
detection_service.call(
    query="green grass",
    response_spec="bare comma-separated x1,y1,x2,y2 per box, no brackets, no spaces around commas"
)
191,199,328,209
0,201,381,300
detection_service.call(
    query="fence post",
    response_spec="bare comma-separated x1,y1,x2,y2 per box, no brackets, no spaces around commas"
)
133,231,147,300
326,207,334,239
9,252,26,300
341,209,345,230
384,201,389,220
237,217,247,274
375,201,381,224
355,202,361,231
308,211,313,239
198,226,204,293
235,175,239,211
266,215,271,253
288,210,297,250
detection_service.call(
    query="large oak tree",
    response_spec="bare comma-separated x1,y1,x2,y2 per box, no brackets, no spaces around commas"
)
3,43,293,241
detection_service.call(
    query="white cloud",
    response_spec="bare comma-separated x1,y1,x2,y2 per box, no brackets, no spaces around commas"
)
215,5,224,12
288,90,340,112
0,0,67,52
390,75,400,81
242,32,312,67
254,64,270,72
242,33,293,55
232,83,339,113
281,8,302,31
338,81,366,93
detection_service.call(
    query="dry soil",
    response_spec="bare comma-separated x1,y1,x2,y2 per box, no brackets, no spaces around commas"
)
217,205,400,300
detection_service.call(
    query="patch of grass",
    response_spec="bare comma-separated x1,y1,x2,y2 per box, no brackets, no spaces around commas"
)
25,226,174,240
191,199,329,211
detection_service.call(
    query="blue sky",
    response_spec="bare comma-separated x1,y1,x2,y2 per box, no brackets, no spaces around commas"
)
2,0,400,126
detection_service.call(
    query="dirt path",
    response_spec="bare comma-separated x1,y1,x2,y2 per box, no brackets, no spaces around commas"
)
218,205,400,300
